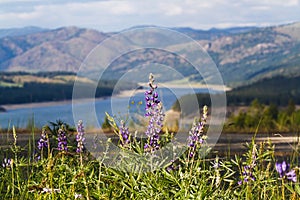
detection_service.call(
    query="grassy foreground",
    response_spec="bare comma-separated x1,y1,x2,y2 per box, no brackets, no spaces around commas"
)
0,126,299,199
0,74,299,199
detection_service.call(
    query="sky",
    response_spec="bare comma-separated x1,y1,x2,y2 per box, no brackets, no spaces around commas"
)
0,0,300,32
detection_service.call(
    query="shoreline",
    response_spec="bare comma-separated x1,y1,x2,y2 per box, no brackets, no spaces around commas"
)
159,83,231,91
138,82,231,91
114,82,230,98
1,97,108,111
1,91,134,110
2,100,72,110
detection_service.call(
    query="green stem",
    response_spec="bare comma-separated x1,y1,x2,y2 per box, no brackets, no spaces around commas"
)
97,162,102,193
11,160,14,199
50,171,55,200
12,126,21,194
246,184,252,200
47,150,54,199
281,178,285,200
80,153,90,200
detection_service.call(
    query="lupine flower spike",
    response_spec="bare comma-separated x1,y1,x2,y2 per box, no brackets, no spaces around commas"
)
2,158,12,168
144,73,165,152
37,128,48,150
238,165,256,185
58,127,68,152
76,120,85,153
275,161,297,182
188,105,208,157
119,120,131,146
238,145,257,185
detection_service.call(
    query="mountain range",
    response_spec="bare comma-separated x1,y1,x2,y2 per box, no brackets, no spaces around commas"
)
0,26,47,38
0,22,300,87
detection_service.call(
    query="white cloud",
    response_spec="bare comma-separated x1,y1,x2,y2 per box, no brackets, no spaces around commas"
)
250,6,270,11
239,0,299,7
0,0,299,31
0,0,38,3
257,0,299,6
66,1,137,15
159,3,183,16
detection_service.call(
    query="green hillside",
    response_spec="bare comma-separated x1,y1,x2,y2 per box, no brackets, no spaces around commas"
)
172,75,300,115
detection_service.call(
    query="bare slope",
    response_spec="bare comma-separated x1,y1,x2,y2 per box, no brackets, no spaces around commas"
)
0,22,300,86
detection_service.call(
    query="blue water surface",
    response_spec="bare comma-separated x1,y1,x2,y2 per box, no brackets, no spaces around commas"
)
0,88,212,129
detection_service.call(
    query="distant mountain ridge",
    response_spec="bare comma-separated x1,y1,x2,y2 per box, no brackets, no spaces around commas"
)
0,22,300,87
0,26,47,38
0,26,108,72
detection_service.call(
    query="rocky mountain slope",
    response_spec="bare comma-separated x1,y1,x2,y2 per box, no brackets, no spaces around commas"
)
0,22,299,86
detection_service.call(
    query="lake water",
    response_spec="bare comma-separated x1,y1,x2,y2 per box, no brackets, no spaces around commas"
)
0,87,211,129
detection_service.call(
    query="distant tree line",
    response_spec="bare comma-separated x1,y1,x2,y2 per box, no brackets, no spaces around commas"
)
0,71,76,77
0,82,113,105
172,75,300,114
0,71,139,105
225,75,300,106
225,99,300,132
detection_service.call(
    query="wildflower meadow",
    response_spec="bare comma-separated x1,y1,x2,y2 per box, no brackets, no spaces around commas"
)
0,73,299,199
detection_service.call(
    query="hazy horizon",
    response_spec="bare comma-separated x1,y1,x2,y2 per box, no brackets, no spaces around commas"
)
1,20,299,34
0,0,300,32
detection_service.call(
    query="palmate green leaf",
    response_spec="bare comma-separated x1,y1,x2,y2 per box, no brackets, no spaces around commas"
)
230,154,242,167
89,167,96,177
285,183,295,193
295,184,300,195
121,180,136,194
106,167,125,179
161,169,179,183
105,112,119,134
129,173,138,188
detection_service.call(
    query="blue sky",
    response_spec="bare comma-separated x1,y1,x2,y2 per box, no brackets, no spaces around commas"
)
0,0,300,31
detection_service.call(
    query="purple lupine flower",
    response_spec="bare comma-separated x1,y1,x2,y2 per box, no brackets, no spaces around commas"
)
187,105,208,157
144,73,160,117
286,170,297,183
166,159,181,173
238,165,256,185
119,120,130,146
75,193,83,199
276,161,288,178
251,147,257,167
37,129,48,150
144,73,165,152
275,161,297,182
41,188,61,194
58,128,68,152
76,120,85,153
166,165,175,172
2,158,12,168
238,145,257,185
